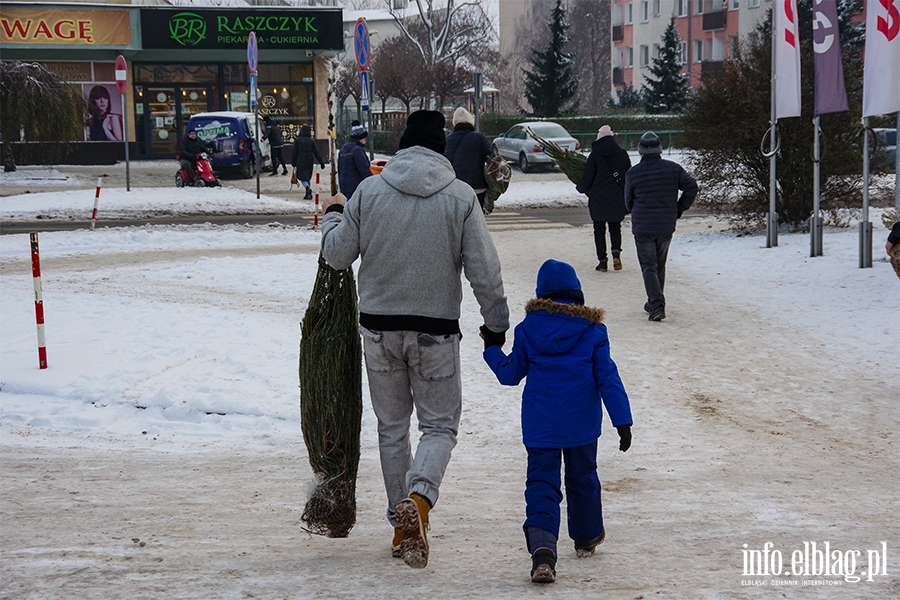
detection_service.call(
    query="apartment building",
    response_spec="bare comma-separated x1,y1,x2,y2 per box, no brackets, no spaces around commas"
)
611,0,771,94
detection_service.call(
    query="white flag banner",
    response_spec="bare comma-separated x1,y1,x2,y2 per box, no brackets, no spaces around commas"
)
774,0,802,119
863,0,900,117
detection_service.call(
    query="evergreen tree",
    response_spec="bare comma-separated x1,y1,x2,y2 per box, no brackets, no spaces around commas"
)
523,0,578,117
641,18,689,113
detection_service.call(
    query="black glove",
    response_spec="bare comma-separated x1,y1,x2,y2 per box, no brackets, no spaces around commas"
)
320,163,326,169
616,425,632,452
479,325,505,349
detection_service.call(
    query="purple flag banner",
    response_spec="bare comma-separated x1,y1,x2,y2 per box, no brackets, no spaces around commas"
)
813,0,848,116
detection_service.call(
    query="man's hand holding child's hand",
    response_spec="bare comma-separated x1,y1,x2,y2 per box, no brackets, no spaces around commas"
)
479,325,506,350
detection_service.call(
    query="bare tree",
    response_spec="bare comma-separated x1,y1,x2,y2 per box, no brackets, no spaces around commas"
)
370,35,427,115
384,0,496,106
568,0,612,113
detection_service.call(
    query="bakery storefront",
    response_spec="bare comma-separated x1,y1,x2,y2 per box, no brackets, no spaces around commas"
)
0,3,343,162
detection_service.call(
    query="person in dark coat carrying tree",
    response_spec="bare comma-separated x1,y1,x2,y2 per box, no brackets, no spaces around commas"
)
262,116,288,176
337,125,372,199
444,107,494,209
624,131,698,322
576,125,632,272
292,125,326,200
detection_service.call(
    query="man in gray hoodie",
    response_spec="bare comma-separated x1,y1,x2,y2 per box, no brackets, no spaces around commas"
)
321,110,509,570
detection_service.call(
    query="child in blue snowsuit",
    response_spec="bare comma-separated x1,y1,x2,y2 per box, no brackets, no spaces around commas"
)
481,259,633,584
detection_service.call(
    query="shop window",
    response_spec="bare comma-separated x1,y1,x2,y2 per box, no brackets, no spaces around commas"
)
224,64,248,83
135,64,216,83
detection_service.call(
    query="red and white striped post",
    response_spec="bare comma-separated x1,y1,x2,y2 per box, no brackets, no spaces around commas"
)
90,177,102,230
315,172,320,185
30,232,48,369
314,193,319,228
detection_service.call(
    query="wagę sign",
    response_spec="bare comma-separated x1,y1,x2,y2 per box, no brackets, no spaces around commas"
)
0,8,131,45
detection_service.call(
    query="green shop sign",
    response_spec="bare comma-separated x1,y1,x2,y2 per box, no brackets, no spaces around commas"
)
140,8,342,50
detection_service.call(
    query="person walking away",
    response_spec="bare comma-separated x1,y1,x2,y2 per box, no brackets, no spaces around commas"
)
337,125,372,198
320,110,510,570
262,116,288,176
292,125,326,200
481,259,632,584
624,131,698,322
576,125,631,272
178,129,214,179
444,107,493,209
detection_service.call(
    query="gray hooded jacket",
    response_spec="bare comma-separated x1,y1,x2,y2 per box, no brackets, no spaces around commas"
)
321,145,509,334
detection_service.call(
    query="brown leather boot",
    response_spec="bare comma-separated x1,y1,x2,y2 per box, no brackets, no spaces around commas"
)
396,493,430,568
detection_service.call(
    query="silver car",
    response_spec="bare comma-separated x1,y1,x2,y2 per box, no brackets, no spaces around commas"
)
492,121,580,173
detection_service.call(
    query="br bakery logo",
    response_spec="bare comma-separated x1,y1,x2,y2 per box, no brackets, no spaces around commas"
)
168,12,206,47
741,541,889,586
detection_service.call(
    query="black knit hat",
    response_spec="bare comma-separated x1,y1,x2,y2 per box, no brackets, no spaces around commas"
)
639,131,662,155
398,110,447,154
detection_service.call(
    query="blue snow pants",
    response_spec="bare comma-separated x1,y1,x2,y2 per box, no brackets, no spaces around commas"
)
523,440,604,552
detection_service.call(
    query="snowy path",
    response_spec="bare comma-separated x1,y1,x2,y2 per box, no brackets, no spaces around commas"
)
1,221,897,599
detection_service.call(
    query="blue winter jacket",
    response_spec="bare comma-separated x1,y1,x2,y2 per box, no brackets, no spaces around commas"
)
483,298,632,448
338,139,372,198
624,154,698,236
444,124,492,191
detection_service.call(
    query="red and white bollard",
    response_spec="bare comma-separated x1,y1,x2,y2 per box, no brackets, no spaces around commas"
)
314,193,319,228
30,232,48,369
315,172,320,185
90,177,102,230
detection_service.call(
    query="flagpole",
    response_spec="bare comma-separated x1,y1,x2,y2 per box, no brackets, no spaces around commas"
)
767,24,778,248
810,117,822,256
860,117,872,268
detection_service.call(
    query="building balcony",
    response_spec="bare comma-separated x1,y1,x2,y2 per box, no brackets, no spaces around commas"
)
703,10,727,30
613,67,625,85
701,60,725,78
612,24,623,42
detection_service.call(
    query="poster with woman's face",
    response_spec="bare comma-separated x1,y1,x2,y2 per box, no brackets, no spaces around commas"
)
83,83,124,142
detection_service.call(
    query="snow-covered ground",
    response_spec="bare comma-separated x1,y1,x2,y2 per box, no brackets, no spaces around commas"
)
1,162,898,599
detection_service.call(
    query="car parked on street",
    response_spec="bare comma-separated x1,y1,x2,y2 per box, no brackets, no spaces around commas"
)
186,112,270,178
492,121,580,173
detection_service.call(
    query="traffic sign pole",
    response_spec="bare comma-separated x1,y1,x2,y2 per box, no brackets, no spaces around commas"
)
115,55,130,191
248,33,260,199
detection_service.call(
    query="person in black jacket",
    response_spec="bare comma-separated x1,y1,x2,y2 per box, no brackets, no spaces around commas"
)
444,108,493,208
576,125,632,272
178,130,214,177
263,116,288,176
292,125,326,199
624,131,698,322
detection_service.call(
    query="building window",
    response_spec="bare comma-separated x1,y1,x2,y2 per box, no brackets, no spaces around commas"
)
749,0,760,7
626,46,634,68
613,3,623,26
694,39,703,62
675,0,688,17
613,47,624,69
640,45,650,66
731,0,739,8
728,36,739,58
653,43,661,59
641,0,649,22
625,3,634,24
654,0,661,16
679,41,688,65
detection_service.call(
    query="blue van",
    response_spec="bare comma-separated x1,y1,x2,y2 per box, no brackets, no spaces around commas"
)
186,112,271,178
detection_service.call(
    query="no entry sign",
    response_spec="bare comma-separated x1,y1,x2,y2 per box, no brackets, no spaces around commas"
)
115,55,127,95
